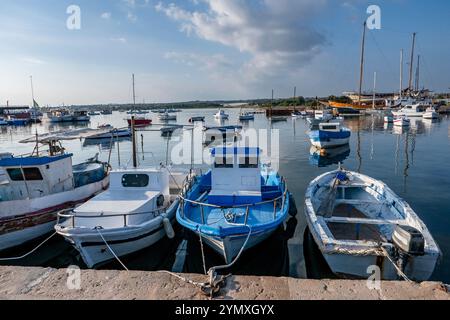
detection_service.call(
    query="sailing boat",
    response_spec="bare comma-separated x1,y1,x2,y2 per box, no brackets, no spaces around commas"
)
126,74,152,127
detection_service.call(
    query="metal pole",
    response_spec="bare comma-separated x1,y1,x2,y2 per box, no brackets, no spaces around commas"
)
358,22,367,106
400,49,403,99
408,33,416,92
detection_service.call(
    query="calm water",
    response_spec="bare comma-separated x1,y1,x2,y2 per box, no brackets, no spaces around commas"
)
1,109,449,283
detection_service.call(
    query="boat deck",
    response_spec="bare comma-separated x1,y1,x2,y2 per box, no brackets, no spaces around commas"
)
327,203,384,242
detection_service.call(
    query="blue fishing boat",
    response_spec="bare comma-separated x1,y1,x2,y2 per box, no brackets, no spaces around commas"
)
177,147,290,264
309,122,351,149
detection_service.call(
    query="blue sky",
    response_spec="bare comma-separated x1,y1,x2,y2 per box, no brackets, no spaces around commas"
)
0,0,449,105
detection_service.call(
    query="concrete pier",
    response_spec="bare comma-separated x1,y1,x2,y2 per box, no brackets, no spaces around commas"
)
0,266,448,300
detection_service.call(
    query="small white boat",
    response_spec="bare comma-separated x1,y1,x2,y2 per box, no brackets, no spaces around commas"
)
214,109,229,120
392,103,428,117
73,111,90,122
393,116,410,127
48,110,73,122
304,168,441,281
158,111,177,121
55,167,191,268
309,122,351,149
422,107,439,120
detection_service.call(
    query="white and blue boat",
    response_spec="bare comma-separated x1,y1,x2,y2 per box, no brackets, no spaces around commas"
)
309,122,351,149
177,147,290,264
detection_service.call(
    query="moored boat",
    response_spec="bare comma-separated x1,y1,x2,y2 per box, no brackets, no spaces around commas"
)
0,143,109,251
393,116,410,127
304,167,441,281
176,147,290,264
55,166,190,268
309,122,351,149
214,109,229,120
188,116,205,123
239,112,254,121
423,107,439,120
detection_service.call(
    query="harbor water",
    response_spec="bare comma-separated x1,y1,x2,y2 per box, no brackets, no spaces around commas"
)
1,108,449,283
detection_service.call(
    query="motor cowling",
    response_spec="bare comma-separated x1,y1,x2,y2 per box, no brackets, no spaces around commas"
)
392,225,425,256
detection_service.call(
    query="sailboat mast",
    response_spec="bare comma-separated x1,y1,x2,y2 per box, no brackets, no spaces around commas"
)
358,22,367,106
131,74,137,168
408,32,416,92
372,72,377,110
293,86,296,112
399,49,403,99
415,55,420,91
30,75,35,105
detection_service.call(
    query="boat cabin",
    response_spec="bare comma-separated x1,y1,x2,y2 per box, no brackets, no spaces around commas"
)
0,153,74,201
318,122,342,132
209,147,262,206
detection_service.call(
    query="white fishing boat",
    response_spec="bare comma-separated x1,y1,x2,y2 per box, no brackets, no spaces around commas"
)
0,141,109,251
214,109,229,120
55,166,190,268
422,107,439,120
392,103,428,117
72,110,90,122
304,167,441,281
309,122,351,149
48,109,73,122
393,116,410,127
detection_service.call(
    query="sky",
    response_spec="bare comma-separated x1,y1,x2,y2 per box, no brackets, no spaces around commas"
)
0,0,449,106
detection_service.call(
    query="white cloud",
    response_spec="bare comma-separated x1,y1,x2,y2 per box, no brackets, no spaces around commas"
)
164,51,233,71
110,37,127,44
127,12,137,22
21,57,46,65
101,12,112,19
155,0,329,81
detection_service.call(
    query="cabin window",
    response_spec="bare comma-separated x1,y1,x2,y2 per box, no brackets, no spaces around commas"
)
121,174,149,187
239,156,259,168
23,168,43,181
7,168,24,181
214,155,234,168
321,125,337,130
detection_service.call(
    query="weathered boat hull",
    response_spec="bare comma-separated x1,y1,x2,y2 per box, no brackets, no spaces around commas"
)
0,176,109,251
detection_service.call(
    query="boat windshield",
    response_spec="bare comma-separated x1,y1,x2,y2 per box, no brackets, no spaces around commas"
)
121,174,149,187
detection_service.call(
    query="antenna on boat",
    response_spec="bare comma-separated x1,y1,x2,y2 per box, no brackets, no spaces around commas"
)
358,21,366,107
408,32,417,94
131,74,138,168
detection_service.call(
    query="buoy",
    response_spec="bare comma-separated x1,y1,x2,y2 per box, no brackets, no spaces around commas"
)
163,217,175,239
319,148,327,157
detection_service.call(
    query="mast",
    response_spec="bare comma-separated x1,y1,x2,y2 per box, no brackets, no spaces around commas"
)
30,75,35,106
131,74,137,168
293,86,296,112
372,72,377,110
399,49,403,99
408,32,416,92
358,22,367,106
415,55,420,91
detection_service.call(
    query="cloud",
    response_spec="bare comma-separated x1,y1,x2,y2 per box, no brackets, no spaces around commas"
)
101,12,112,19
155,0,328,79
21,57,46,65
110,37,127,44
127,12,138,22
164,51,233,71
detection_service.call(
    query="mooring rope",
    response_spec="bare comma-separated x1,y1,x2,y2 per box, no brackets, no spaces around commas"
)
380,246,413,282
94,227,129,271
0,231,57,261
198,229,207,275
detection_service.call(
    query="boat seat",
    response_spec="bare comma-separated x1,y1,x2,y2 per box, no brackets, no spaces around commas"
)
208,190,262,206
324,216,407,226
334,199,388,206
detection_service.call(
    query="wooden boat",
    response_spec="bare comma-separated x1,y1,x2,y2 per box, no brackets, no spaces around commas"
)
177,147,290,264
0,144,109,251
304,168,440,281
55,167,190,268
309,122,351,149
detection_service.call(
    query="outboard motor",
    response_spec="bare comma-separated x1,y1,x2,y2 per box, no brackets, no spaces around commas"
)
392,225,425,273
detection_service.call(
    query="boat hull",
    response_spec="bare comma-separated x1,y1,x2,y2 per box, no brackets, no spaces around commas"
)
309,130,350,149
0,176,109,251
56,202,178,268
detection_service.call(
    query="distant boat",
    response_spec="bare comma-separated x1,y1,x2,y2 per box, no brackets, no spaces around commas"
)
49,110,73,122
127,117,152,127
239,112,254,121
100,110,113,115
309,122,351,149
73,110,90,122
305,167,440,281
423,107,439,120
85,125,131,140
0,147,109,251
88,111,101,116
214,109,229,120
291,111,302,118
177,147,290,264
270,116,287,122
6,116,29,126
158,111,177,121
0,118,7,126
392,103,428,117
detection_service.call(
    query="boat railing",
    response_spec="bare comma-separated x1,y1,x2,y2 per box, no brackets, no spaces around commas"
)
179,177,288,225
56,207,168,228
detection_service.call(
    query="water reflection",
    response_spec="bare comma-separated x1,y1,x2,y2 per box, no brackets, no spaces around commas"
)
82,136,132,150
309,145,350,167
